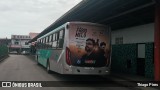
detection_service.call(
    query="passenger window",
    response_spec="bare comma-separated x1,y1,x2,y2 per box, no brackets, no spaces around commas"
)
52,41,57,48
50,29,65,49
49,35,52,42
59,30,64,39
55,34,57,41
43,38,45,43
58,29,65,48
53,34,55,41
46,37,48,43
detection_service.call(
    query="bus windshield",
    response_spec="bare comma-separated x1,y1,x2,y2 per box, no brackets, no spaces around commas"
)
68,23,111,67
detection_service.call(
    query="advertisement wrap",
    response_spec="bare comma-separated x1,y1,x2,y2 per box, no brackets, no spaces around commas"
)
68,23,111,67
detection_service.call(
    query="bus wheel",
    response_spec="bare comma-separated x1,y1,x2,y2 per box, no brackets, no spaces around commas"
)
47,60,51,73
36,56,40,65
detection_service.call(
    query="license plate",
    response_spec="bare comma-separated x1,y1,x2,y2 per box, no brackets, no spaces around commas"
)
84,67,94,70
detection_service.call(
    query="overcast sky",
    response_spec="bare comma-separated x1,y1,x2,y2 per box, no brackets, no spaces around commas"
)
0,0,82,38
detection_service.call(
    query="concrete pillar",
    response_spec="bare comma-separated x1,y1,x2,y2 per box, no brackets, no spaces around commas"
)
154,2,160,81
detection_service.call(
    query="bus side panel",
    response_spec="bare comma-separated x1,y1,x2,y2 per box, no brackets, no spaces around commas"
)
68,23,111,67
62,22,111,75
57,50,65,74
38,49,52,67
49,49,64,73
62,24,73,74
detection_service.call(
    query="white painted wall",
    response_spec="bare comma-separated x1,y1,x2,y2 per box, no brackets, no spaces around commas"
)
20,40,29,45
11,39,29,45
111,23,154,44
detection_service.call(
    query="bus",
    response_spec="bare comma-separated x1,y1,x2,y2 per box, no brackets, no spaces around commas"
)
36,22,111,75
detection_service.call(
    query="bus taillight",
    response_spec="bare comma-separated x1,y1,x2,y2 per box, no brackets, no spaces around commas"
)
66,47,71,65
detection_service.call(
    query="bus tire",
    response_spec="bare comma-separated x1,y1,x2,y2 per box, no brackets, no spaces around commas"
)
47,60,51,74
36,55,40,65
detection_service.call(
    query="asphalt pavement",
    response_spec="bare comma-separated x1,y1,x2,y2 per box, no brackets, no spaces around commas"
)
0,55,158,90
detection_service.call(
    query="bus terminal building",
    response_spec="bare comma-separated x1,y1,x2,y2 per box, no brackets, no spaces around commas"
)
29,0,160,81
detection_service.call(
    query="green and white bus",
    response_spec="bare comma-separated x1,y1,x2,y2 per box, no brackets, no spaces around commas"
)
36,22,111,75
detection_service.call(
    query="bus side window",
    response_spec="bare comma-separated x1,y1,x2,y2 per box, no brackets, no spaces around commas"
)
57,32,59,40
52,33,57,48
46,36,50,49
53,34,55,41
59,30,64,39
37,40,40,49
47,36,49,43
56,32,59,48
46,37,48,49
49,35,52,48
49,35,52,42
55,33,57,41
45,37,47,49
58,30,64,48
43,38,46,49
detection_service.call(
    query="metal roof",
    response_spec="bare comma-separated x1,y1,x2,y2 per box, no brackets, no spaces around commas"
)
29,0,155,43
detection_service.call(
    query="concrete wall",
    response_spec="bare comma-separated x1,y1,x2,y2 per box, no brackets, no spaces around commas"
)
112,23,154,44
111,23,154,79
11,39,29,45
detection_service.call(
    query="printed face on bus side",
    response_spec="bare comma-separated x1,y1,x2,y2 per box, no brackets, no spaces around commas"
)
85,39,95,53
100,42,106,51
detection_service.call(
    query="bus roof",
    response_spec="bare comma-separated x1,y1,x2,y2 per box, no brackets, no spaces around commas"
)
69,22,108,28
38,22,108,40
38,22,68,40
